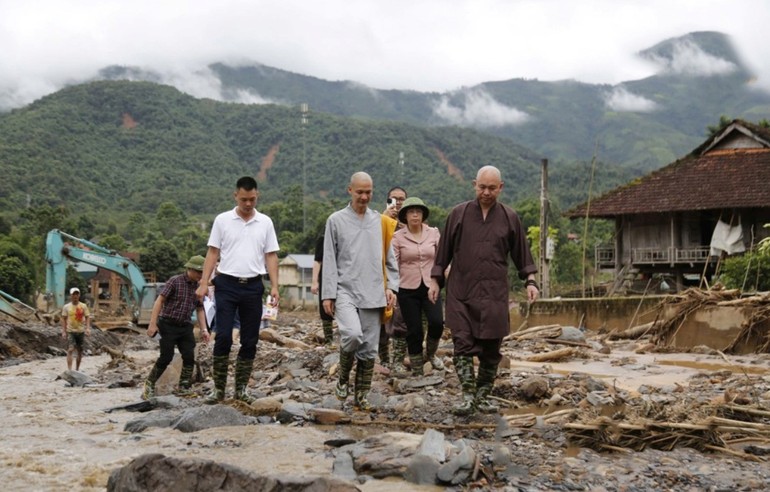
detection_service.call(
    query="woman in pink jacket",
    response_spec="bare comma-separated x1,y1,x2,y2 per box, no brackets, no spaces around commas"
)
391,197,445,375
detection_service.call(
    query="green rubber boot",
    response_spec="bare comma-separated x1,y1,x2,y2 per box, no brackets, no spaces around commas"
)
451,356,477,416
141,364,163,400
175,364,195,396
234,358,256,404
391,337,408,376
354,358,376,411
378,332,390,368
475,361,500,413
322,320,335,347
410,352,425,377
205,355,229,404
336,349,355,400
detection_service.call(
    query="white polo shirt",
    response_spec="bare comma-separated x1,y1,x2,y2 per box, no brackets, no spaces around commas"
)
208,207,280,278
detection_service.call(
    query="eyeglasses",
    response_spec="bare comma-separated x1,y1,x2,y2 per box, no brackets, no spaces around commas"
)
390,197,406,202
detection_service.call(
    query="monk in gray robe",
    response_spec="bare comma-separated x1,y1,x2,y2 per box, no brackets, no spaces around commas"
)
429,165,539,415
323,172,399,410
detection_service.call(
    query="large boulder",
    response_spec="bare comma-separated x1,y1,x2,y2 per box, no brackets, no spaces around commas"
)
107,453,359,492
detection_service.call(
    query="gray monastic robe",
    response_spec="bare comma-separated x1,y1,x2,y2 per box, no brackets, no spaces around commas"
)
322,204,399,307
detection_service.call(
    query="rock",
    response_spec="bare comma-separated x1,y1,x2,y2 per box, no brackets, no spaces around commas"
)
417,428,446,463
585,391,615,406
248,397,282,416
584,377,607,392
558,326,586,343
437,444,476,484
277,400,314,423
404,454,440,485
124,410,179,433
171,405,256,433
155,354,182,396
107,453,359,492
58,369,93,387
309,408,350,425
520,376,549,400
47,345,67,356
342,432,421,479
332,452,358,481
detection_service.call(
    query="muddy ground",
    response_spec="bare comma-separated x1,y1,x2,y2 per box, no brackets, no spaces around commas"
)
1,310,770,491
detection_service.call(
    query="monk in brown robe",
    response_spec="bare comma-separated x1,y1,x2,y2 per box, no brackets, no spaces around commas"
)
429,165,539,415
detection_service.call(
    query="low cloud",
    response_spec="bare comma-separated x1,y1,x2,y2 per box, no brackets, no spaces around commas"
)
433,89,528,127
604,86,658,112
143,66,275,105
651,40,737,76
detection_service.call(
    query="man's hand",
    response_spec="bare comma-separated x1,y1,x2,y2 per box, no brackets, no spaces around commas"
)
146,324,158,338
269,287,280,306
323,299,335,318
526,285,539,303
310,282,319,295
385,289,396,308
195,284,208,301
200,329,210,343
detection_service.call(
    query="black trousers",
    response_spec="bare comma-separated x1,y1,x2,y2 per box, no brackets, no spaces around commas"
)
155,317,196,372
397,282,444,356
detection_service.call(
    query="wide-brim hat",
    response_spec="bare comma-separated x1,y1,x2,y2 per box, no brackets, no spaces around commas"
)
184,255,205,271
398,197,430,223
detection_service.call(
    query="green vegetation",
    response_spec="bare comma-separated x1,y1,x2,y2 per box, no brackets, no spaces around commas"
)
0,70,751,302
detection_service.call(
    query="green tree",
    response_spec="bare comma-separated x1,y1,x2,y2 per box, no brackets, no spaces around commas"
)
139,239,182,281
0,255,34,301
99,234,128,252
156,202,187,237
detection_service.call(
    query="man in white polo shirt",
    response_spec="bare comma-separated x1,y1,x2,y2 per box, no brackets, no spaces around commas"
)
196,176,280,404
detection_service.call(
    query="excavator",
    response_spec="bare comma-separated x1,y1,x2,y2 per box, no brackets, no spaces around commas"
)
0,289,38,322
45,229,162,327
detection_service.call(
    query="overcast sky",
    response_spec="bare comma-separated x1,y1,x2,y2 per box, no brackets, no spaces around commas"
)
1,0,769,109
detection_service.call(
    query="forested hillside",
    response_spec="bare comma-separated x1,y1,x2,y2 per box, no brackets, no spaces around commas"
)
0,80,635,300
1,80,636,219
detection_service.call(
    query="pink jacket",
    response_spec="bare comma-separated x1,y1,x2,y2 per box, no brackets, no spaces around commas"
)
392,223,441,290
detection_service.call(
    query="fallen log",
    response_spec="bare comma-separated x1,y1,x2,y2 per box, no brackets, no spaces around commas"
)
259,327,312,350
526,347,576,362
608,321,658,340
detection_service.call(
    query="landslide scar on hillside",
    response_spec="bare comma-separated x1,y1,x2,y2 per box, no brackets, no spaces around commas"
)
434,148,463,180
257,144,280,181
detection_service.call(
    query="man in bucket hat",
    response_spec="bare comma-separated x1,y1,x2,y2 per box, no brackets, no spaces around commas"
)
142,254,209,399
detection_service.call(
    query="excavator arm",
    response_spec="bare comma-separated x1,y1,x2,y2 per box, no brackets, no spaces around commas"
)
45,229,154,324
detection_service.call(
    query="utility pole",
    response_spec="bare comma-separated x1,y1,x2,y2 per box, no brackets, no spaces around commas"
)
539,158,551,299
301,103,309,235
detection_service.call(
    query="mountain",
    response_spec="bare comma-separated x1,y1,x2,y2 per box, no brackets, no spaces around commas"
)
99,31,770,171
0,80,565,221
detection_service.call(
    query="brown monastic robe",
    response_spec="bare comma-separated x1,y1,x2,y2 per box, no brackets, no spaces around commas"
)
431,200,537,341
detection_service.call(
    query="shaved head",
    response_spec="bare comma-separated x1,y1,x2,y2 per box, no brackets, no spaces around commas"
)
476,165,501,181
350,171,373,187
348,171,374,214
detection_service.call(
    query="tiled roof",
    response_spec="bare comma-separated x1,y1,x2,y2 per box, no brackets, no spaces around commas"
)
567,120,770,218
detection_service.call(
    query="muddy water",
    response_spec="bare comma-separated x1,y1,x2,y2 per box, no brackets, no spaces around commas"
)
0,351,431,491
506,349,770,393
